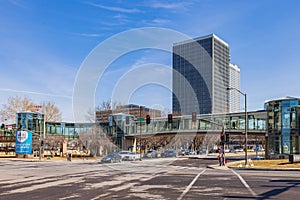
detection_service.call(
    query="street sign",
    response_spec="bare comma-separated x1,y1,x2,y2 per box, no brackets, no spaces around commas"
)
137,118,144,122
109,116,113,126
15,131,32,154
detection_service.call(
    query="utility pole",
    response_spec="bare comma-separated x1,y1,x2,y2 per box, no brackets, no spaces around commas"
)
139,106,142,161
227,87,248,166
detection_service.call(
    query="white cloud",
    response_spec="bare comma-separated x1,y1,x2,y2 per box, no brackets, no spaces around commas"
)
7,0,28,8
70,32,103,37
152,19,170,24
141,18,171,26
87,3,142,13
149,2,192,10
0,88,71,99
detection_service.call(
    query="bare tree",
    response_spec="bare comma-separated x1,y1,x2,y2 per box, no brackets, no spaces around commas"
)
202,133,219,153
43,134,65,156
44,135,65,150
79,124,117,157
40,101,62,122
96,99,117,111
0,96,62,123
86,100,117,123
85,108,96,123
0,96,35,122
193,135,205,150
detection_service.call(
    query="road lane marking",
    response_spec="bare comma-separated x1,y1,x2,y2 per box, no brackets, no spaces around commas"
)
59,194,80,200
0,177,84,196
177,169,206,200
231,169,257,197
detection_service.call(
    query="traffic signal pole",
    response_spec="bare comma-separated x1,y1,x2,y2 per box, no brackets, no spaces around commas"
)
167,114,173,130
220,124,226,166
201,118,228,166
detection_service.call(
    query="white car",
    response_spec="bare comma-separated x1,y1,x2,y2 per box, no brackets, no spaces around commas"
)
119,151,140,161
234,148,244,152
118,151,131,160
224,149,230,153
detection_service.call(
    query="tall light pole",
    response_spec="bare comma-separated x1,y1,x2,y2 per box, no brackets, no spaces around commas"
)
227,87,248,166
38,119,42,161
139,106,142,161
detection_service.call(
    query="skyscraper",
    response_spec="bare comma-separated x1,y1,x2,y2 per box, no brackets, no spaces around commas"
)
172,34,230,115
229,63,241,112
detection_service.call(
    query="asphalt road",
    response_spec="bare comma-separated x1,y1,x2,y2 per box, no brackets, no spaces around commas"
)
0,156,299,199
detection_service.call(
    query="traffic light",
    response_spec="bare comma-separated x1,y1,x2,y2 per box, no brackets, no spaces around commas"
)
41,140,44,147
225,133,230,143
146,115,151,124
192,112,196,122
168,114,173,124
220,133,225,143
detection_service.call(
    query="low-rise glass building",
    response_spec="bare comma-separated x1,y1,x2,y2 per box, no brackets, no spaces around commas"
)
265,97,300,157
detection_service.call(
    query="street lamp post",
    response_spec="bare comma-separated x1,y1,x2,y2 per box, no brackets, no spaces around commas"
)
227,87,248,166
139,106,142,161
39,119,42,161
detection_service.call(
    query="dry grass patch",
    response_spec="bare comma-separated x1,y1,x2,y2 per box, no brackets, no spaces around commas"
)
229,159,300,169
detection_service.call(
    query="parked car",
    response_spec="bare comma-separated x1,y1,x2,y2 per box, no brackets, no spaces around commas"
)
224,149,230,153
189,150,196,155
161,150,177,158
118,151,131,160
101,153,122,163
178,149,190,156
209,149,219,153
198,148,207,155
179,149,196,156
234,148,244,152
258,148,265,152
144,150,158,158
122,152,140,161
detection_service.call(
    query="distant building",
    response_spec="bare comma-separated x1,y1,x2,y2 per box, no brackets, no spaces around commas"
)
229,63,241,112
95,104,162,123
95,109,113,123
115,104,162,119
172,34,230,115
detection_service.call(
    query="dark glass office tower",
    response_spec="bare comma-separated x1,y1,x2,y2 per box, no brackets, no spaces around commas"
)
172,34,230,115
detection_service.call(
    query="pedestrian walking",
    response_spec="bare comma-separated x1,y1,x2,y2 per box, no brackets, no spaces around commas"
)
67,153,72,161
220,152,225,166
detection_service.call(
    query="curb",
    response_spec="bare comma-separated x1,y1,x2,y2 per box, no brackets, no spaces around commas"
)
227,160,300,171
228,166,300,171
207,165,229,170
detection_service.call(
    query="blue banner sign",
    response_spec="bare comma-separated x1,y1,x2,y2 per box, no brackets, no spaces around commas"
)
15,131,32,154
109,116,113,126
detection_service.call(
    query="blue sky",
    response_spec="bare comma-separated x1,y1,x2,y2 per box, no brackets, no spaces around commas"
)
1,0,300,122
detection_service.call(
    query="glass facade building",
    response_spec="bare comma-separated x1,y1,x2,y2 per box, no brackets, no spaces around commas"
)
229,63,241,112
16,112,44,134
265,97,300,157
1,110,267,156
172,34,230,115
46,122,94,139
